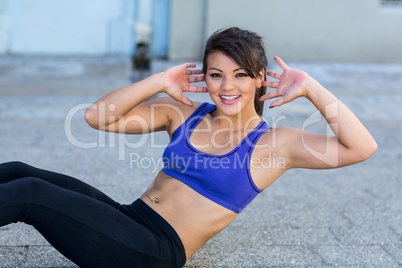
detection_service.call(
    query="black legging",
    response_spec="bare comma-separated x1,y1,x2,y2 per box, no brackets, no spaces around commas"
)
0,161,186,268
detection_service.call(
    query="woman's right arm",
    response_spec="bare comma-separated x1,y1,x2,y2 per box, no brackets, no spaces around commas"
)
84,63,207,134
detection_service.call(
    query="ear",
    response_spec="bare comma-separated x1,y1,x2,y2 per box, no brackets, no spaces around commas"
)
258,68,265,80
256,69,265,88
259,69,265,78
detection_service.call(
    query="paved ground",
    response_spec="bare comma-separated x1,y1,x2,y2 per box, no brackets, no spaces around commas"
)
0,55,401,267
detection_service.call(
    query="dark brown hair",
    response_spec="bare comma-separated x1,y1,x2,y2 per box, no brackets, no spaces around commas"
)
202,27,268,116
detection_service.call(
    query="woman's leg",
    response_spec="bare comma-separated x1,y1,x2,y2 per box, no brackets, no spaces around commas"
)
0,161,118,208
0,177,178,268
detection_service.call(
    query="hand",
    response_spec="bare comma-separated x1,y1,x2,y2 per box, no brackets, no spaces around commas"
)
259,56,311,107
163,63,208,106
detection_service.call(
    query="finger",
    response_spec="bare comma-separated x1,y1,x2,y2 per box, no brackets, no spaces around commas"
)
261,81,279,88
189,75,205,83
259,90,282,102
269,94,293,108
187,69,203,76
187,85,208,93
189,69,203,74
266,71,281,80
269,98,285,108
274,56,288,70
180,95,193,106
185,63,197,68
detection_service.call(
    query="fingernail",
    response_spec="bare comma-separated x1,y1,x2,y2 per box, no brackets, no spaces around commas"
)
269,106,274,108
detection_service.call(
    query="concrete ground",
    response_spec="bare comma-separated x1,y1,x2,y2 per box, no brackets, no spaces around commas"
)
0,55,401,267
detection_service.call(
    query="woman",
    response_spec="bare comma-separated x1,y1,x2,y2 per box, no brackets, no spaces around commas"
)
0,27,377,267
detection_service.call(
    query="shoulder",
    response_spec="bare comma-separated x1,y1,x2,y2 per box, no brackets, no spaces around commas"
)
254,126,301,156
261,126,300,139
143,96,204,116
249,127,297,189
158,97,204,121
154,97,205,136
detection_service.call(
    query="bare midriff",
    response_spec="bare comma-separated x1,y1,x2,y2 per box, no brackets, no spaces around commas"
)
140,170,238,260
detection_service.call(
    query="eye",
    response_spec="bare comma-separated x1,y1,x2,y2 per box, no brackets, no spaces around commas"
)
209,73,222,78
236,73,248,77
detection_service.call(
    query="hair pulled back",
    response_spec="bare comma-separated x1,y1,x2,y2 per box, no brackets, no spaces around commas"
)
202,27,268,116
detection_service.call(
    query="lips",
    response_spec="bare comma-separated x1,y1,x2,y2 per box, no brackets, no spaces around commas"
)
220,95,240,104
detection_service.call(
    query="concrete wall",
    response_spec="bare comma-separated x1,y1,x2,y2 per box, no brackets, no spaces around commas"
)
169,0,402,62
168,0,205,60
2,0,401,61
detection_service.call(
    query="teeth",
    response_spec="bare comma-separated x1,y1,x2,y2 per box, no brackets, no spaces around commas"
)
221,95,240,100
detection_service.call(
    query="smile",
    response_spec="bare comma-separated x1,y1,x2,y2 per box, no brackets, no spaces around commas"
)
220,95,240,100
220,95,241,104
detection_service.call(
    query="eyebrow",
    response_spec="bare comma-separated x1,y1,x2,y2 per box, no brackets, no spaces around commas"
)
208,67,244,72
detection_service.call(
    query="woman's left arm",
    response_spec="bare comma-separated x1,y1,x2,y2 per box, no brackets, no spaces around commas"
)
260,57,377,169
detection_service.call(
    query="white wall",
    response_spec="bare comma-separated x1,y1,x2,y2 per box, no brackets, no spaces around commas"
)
0,0,9,53
169,0,402,62
6,0,133,55
0,0,170,57
0,0,138,55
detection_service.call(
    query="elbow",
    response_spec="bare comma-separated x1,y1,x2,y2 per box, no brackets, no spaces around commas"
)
84,107,99,129
359,139,378,162
369,140,378,157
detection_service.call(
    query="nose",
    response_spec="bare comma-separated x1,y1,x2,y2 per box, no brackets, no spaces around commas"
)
221,76,235,91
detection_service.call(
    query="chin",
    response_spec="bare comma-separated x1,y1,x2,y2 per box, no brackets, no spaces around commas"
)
216,103,243,116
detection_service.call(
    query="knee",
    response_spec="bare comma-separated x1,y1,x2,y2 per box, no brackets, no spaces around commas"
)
20,176,43,187
0,161,30,170
0,161,32,178
13,177,48,197
0,177,52,215
0,176,41,195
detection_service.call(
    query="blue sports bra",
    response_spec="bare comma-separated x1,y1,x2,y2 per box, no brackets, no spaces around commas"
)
161,102,271,213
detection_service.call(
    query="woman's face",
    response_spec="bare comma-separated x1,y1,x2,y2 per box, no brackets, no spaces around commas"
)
205,52,262,117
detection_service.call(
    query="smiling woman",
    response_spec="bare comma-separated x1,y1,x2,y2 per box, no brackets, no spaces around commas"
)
0,27,377,268
204,52,263,118
202,27,268,116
